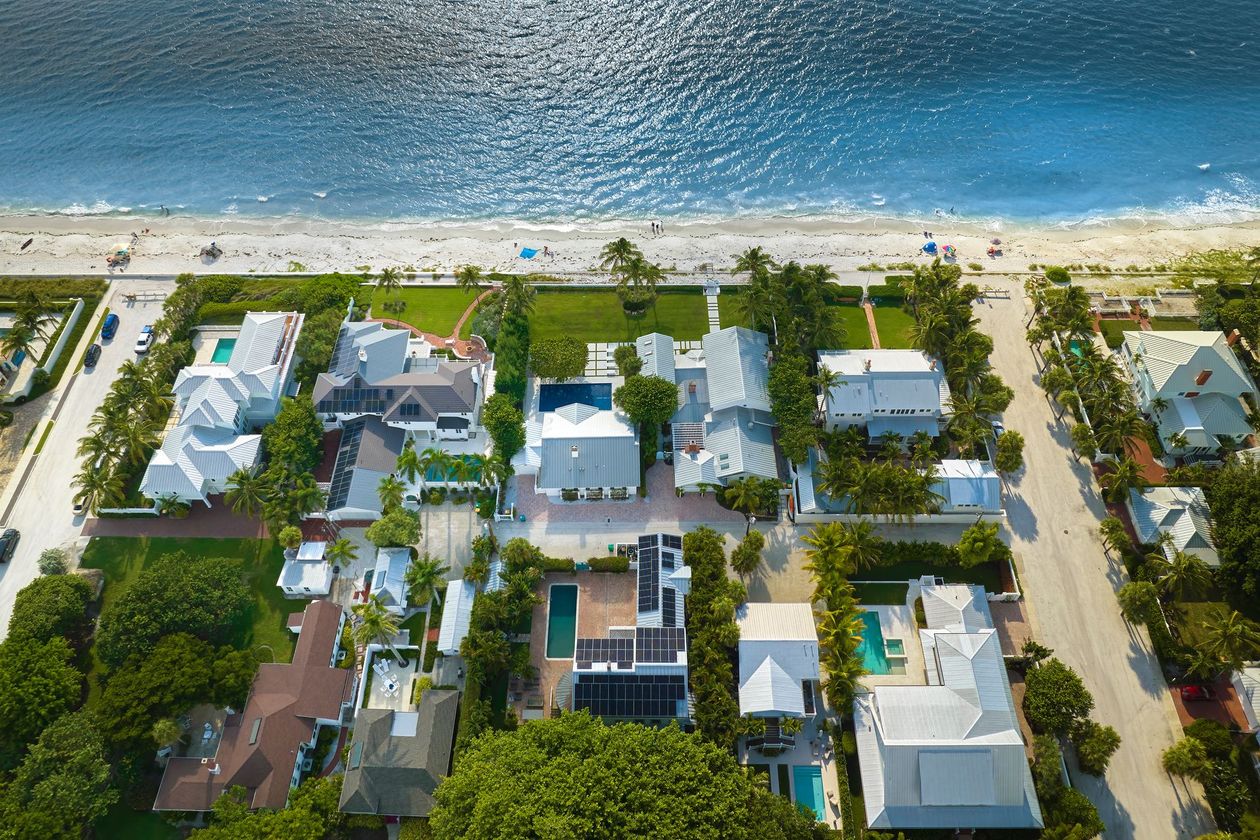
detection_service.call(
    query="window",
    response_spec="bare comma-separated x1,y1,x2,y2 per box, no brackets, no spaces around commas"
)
1196,370,1213,386
348,742,362,770
1184,391,1200,398
248,718,262,745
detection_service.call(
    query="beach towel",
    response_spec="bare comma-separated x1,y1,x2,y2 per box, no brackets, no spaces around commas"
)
520,247,538,259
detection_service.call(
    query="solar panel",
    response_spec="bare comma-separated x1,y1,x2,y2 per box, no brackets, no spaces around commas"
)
573,674,687,719
326,418,365,510
329,325,357,374
635,627,687,663
575,637,634,670
661,587,676,628
637,546,660,613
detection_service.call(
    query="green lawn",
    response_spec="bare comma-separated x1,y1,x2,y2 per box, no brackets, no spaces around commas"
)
95,801,180,840
387,286,482,337
852,581,910,605
852,560,1003,594
832,305,873,350
530,289,710,343
80,537,303,705
1148,317,1202,331
871,306,917,349
1173,600,1231,650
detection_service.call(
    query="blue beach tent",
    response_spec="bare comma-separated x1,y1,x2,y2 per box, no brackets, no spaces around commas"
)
520,247,538,259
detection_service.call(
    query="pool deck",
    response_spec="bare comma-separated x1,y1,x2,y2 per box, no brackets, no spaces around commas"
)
523,571,637,717
738,716,844,831
191,325,241,365
859,602,926,688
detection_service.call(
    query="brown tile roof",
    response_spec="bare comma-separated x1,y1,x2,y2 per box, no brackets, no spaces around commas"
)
154,600,353,813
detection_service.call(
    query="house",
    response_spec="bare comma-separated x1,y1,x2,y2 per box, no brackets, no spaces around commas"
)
277,541,334,598
930,460,1002,514
637,327,780,492
528,400,640,500
736,603,820,719
338,690,459,819
371,547,412,615
817,349,950,438
1231,668,1260,734
1127,486,1219,567
140,311,303,504
154,600,354,813
437,579,477,656
313,320,485,442
564,534,691,723
1121,330,1259,456
854,584,1042,831
325,416,407,521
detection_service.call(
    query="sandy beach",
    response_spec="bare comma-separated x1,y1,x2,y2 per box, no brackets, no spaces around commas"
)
0,214,1257,278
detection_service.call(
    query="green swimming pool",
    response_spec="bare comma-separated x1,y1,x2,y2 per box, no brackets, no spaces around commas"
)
211,337,237,364
792,765,825,821
545,584,578,659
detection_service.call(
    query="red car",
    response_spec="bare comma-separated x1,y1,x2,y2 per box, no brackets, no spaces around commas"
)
1180,685,1218,702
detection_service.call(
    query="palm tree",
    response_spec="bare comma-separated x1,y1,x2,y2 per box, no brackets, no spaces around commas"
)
454,264,484,294
404,553,451,609
121,417,161,465
287,473,326,517
599,238,643,272
1168,431,1190,451
838,519,883,573
396,439,422,485
448,456,474,488
225,466,266,517
326,537,358,570
1203,611,1260,672
151,718,184,749
481,452,510,489
1,323,37,363
723,476,762,533
500,275,536,317
733,246,778,280
377,266,402,298
1151,546,1212,600
421,447,453,488
802,523,856,599
378,475,406,511
73,465,124,515
1098,516,1132,557
1095,410,1144,456
351,595,404,663
910,311,952,360
1098,457,1149,504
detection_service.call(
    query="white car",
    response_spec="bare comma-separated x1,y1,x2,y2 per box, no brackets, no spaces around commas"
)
135,325,154,354
991,420,1005,437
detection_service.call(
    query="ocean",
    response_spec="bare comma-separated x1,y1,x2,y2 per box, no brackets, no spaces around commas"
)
1,0,1258,227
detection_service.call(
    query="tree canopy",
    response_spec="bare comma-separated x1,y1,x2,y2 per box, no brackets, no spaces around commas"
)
430,713,828,840
365,506,421,548
6,573,94,648
95,551,249,668
483,392,526,462
683,527,743,749
1206,459,1260,598
1023,658,1094,734
96,633,218,750
530,337,587,381
190,775,347,840
768,352,819,465
614,374,680,428
0,637,82,770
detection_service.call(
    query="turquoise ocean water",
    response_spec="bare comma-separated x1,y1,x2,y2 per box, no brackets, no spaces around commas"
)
1,0,1258,225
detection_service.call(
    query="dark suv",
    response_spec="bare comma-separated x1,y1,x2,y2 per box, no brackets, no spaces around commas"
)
0,528,19,563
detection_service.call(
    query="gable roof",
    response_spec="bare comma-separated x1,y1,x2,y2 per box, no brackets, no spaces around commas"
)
326,416,406,513
739,656,805,717
437,580,477,655
736,603,819,717
702,327,771,413
372,547,411,608
931,460,1001,512
140,425,261,501
854,585,1041,830
339,692,460,818
636,333,676,381
1124,330,1255,395
537,405,639,490
818,349,950,418
1128,486,1218,567
154,601,352,813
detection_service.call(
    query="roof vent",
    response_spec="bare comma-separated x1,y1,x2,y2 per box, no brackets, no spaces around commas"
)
864,359,872,371
688,382,697,393
929,359,937,371
358,348,368,362
570,445,579,459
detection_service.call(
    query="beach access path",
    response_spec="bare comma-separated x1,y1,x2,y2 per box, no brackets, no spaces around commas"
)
976,281,1213,839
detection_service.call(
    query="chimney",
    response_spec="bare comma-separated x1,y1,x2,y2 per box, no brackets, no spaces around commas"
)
1227,330,1240,347
570,445,579,459
929,359,937,371
685,443,701,454
864,359,872,371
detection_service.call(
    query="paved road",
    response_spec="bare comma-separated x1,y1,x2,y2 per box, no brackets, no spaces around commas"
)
0,279,169,637
977,282,1213,838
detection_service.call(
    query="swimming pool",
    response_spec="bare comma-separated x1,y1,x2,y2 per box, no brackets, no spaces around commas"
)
857,611,891,674
545,584,578,659
539,382,610,413
1068,339,1085,358
211,337,237,364
423,454,483,483
792,765,825,821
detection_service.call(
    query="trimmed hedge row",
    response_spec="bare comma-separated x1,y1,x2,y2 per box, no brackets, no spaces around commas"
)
587,556,630,573
196,299,299,322
866,284,905,302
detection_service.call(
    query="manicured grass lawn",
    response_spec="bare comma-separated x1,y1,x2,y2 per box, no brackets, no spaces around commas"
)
852,581,910,605
1173,600,1231,650
1148,317,1202,331
852,559,1003,594
95,801,180,840
717,290,745,330
530,289,710,343
388,286,482,337
1097,319,1131,349
80,537,302,705
871,306,916,349
832,305,873,350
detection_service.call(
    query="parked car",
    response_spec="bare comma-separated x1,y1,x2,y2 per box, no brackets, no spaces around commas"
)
72,499,85,516
0,528,19,563
135,325,154,354
84,343,102,368
991,420,1006,438
1180,685,1218,702
100,312,119,340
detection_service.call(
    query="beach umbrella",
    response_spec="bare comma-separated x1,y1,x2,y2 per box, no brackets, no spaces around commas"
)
922,241,937,255
990,238,1002,245
110,242,130,257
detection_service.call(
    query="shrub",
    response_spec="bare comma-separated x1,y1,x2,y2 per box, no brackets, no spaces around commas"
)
832,285,863,301
195,299,294,322
1070,718,1121,776
883,275,913,286
840,730,857,757
37,548,69,575
411,676,434,705
587,556,630,573
530,337,587,381
424,643,439,673
1185,719,1234,760
1045,266,1071,284
1024,658,1094,733
866,284,904,302
613,344,642,377
1203,759,1250,831
541,556,575,573
399,818,431,840
967,262,985,272
0,410,12,429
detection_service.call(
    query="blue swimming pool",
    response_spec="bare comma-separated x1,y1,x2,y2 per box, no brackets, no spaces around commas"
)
792,765,825,821
857,611,891,675
211,337,237,364
539,382,610,413
545,584,578,660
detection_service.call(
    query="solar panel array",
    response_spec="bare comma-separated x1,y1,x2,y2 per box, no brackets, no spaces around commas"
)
635,627,686,664
326,418,365,509
574,674,687,719
329,326,357,374
637,536,660,614
316,384,394,416
661,587,677,628
575,637,635,670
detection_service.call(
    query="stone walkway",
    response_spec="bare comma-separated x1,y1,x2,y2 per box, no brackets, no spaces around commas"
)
862,301,881,349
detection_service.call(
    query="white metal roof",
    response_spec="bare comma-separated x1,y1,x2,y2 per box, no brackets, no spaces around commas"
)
1127,486,1218,567
736,603,817,640
635,333,676,381
437,580,477,655
739,656,806,717
372,547,411,609
276,558,333,594
1124,330,1254,395
701,327,771,413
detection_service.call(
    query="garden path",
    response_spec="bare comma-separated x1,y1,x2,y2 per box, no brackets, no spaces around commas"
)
862,301,881,349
